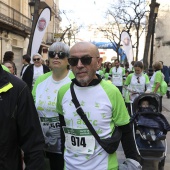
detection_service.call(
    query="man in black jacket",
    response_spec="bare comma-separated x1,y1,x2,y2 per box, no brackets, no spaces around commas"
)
0,64,45,170
20,54,31,78
22,53,50,90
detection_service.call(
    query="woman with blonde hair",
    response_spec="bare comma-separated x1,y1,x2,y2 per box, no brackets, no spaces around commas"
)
150,61,164,111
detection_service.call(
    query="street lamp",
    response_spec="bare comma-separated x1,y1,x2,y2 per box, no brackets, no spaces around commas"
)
148,2,160,77
27,0,40,57
68,31,71,46
28,0,35,16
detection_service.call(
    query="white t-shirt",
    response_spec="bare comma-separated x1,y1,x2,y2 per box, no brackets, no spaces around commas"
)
57,80,130,170
110,67,125,86
125,73,150,102
33,65,43,87
34,71,73,153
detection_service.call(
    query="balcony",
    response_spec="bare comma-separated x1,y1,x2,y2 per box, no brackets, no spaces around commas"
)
46,32,54,45
0,1,32,37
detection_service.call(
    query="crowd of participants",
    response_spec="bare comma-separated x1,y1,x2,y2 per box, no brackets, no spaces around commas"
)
97,59,170,113
0,42,170,170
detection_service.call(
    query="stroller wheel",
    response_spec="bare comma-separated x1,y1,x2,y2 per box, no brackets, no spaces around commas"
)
158,158,165,170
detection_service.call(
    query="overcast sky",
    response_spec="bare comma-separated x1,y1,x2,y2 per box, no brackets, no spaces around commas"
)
59,0,113,26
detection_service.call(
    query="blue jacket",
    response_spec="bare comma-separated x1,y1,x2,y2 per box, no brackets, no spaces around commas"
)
162,65,169,83
131,112,170,133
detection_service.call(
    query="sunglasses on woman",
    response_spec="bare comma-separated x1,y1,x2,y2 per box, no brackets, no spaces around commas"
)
68,56,98,66
48,51,68,59
33,58,40,62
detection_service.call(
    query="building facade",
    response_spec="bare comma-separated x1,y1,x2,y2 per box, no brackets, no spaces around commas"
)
0,0,61,76
154,0,170,66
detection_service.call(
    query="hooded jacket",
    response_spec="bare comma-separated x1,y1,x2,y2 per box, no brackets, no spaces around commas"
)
0,65,45,170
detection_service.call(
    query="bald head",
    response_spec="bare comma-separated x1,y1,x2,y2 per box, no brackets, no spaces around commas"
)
69,41,103,86
70,42,100,58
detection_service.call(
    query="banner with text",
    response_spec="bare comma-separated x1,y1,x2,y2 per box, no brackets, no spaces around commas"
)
30,7,51,62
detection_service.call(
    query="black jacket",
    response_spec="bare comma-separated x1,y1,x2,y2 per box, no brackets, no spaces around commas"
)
162,65,169,83
0,65,45,170
22,64,50,90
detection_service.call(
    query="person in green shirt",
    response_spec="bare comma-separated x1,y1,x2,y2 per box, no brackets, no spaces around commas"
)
57,42,139,170
124,61,150,115
150,61,164,111
32,42,74,170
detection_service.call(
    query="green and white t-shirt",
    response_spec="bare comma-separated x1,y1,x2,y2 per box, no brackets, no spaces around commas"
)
32,70,74,153
125,73,150,102
150,70,163,95
57,80,130,170
110,67,125,86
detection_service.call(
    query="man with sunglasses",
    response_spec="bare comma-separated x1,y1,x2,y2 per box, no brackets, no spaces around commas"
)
22,53,50,90
32,42,74,170
56,42,139,170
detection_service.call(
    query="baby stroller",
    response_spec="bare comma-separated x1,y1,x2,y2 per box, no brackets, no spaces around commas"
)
130,93,170,170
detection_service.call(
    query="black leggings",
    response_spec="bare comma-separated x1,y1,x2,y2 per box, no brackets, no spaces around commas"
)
116,86,123,94
45,152,64,170
125,102,132,116
160,96,162,112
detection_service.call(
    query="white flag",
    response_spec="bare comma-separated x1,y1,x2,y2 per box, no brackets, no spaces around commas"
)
120,31,134,68
30,7,51,62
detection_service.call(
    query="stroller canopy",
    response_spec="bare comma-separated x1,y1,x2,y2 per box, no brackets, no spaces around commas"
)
133,93,160,113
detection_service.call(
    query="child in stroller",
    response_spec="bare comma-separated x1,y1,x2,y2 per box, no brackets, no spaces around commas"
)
137,99,166,141
131,94,170,169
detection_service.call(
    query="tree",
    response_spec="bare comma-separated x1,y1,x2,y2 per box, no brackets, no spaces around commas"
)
98,0,149,62
56,10,83,46
143,0,157,71
97,12,122,59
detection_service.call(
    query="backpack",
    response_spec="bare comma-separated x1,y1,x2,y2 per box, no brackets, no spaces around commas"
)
160,80,168,95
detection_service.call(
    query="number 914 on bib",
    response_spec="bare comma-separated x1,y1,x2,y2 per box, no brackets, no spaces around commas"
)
63,127,95,154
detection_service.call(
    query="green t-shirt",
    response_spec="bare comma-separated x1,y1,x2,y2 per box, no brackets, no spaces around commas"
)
57,80,130,170
150,70,163,95
124,73,150,102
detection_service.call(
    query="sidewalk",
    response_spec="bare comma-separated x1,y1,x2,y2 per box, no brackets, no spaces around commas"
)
162,95,170,111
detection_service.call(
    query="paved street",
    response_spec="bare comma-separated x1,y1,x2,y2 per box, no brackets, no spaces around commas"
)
117,96,170,170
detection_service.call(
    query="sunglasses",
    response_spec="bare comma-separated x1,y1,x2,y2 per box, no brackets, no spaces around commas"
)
48,51,68,59
137,77,140,83
68,56,97,66
33,58,40,62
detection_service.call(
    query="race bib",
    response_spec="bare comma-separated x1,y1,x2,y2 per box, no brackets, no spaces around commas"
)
63,127,95,154
112,74,122,86
113,74,120,79
39,116,61,152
